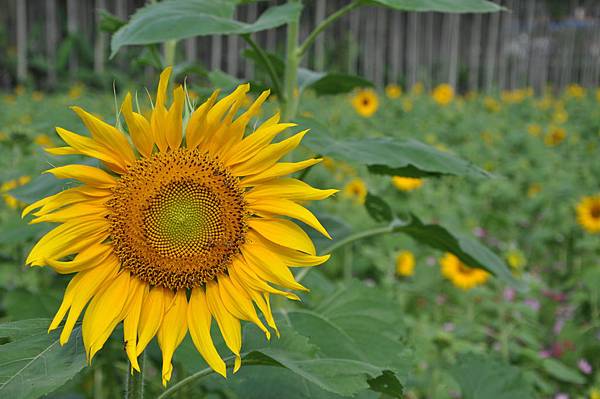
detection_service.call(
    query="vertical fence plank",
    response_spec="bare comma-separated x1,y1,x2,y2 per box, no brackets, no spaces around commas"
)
484,9,500,92
406,12,418,87
94,0,107,75
16,0,27,83
46,0,58,87
389,12,403,84
468,14,482,92
313,0,326,71
67,0,79,76
447,14,460,87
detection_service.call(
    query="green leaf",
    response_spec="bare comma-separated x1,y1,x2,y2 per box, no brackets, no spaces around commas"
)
365,193,393,223
98,10,126,34
394,214,518,286
306,73,373,95
297,68,326,93
367,0,504,13
298,117,490,179
207,70,242,89
0,319,86,399
541,358,585,385
449,353,535,399
111,1,303,57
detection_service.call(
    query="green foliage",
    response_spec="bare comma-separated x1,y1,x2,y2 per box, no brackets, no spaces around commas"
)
0,319,86,399
366,0,504,12
449,353,535,399
111,1,303,57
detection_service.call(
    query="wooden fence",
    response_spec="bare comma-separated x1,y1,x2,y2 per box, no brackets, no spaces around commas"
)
2,0,600,92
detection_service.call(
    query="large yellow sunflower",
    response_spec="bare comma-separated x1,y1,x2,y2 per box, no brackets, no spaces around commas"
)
440,253,489,291
24,67,336,385
577,195,600,233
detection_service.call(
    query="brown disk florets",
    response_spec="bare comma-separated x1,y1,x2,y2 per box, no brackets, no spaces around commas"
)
107,148,248,289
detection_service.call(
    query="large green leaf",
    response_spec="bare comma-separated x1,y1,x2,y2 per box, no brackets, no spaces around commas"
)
449,353,535,399
298,117,489,178
367,0,503,12
306,73,373,95
177,282,408,398
541,358,585,385
111,1,302,57
0,319,86,399
394,215,518,285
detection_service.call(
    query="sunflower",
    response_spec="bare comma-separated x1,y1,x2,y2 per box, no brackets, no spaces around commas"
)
392,176,423,192
351,89,379,117
526,123,542,137
544,126,566,146
432,84,454,106
385,84,402,99
440,253,489,290
343,178,367,204
395,250,415,277
24,67,336,385
2,176,30,209
577,195,600,233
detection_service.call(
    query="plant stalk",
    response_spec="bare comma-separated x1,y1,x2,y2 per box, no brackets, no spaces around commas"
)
164,39,177,68
282,2,300,120
126,352,145,399
241,34,282,97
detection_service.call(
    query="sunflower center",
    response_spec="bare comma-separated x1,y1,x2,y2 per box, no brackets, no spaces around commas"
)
591,204,600,219
457,264,475,275
107,148,247,289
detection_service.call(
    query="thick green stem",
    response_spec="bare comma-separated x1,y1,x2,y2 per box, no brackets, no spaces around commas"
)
282,4,300,121
242,34,282,97
164,40,177,68
126,352,145,399
297,1,361,58
296,224,395,282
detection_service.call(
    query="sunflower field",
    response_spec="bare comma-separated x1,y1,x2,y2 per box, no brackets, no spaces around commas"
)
1,1,600,399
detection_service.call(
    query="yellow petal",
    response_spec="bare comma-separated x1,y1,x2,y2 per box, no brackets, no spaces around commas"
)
136,286,168,356
151,67,172,152
27,218,109,266
188,288,227,378
247,231,330,267
248,218,316,255
241,159,322,187
121,92,154,157
123,278,148,372
23,186,111,218
186,90,220,150
205,281,242,372
46,243,112,274
218,275,269,339
166,86,185,150
242,245,308,292
53,127,125,173
229,257,300,301
157,290,188,386
49,255,120,345
71,106,136,165
249,198,331,238
30,201,108,224
224,123,295,168
44,165,116,188
82,271,131,362
231,130,308,176
247,179,338,202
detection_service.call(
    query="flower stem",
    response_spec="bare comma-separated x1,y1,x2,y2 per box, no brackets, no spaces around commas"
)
297,0,361,58
282,1,300,121
296,224,395,282
126,352,145,399
241,34,282,98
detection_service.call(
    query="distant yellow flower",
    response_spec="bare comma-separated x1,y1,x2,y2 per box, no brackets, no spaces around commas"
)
553,107,568,124
432,84,454,106
0,131,8,141
343,178,367,204
68,83,85,99
411,82,424,95
14,85,25,96
527,183,542,198
483,96,500,112
501,89,527,104
590,388,600,399
322,157,336,172
351,89,379,117
544,126,566,146
527,124,542,137
392,176,423,191
505,248,526,270
385,84,402,99
34,134,53,147
577,195,600,233
440,253,489,290
32,91,44,102
565,84,585,99
401,99,413,112
480,131,495,145
396,250,415,277
1,176,30,209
